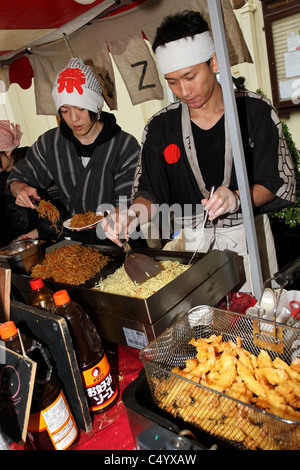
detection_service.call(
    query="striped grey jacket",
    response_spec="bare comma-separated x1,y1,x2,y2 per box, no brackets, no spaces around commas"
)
8,112,140,217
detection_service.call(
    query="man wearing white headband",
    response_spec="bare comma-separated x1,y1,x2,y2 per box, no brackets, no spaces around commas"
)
103,10,295,293
8,58,141,245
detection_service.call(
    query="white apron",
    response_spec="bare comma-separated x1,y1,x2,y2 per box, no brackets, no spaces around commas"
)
184,213,278,293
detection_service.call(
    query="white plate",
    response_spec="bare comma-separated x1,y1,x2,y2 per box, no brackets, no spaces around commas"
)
63,212,103,230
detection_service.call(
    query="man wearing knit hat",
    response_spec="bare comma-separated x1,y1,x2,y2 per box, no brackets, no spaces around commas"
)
103,10,296,293
8,58,140,244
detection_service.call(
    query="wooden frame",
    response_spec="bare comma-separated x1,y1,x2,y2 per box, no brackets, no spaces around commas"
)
261,0,300,118
0,268,11,322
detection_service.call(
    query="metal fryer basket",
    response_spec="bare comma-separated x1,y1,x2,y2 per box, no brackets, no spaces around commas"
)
140,307,300,450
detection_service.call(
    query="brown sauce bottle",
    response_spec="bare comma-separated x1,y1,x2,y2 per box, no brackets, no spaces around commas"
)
0,321,78,450
53,290,119,414
29,277,55,312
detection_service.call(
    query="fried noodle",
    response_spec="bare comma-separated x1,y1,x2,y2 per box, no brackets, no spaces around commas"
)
93,260,190,299
37,199,61,233
70,211,103,228
31,244,110,285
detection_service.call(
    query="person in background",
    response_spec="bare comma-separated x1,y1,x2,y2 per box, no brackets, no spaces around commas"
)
7,58,141,246
102,10,296,292
0,121,38,246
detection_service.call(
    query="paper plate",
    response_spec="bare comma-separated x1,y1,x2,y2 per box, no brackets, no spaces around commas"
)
63,213,103,230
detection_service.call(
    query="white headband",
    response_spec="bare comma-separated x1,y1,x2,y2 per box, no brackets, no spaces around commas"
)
155,31,215,75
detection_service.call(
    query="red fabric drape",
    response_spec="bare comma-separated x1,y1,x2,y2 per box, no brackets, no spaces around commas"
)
9,56,34,90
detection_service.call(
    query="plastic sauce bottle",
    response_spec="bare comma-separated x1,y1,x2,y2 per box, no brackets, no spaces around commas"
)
0,321,78,450
53,290,119,414
29,277,55,312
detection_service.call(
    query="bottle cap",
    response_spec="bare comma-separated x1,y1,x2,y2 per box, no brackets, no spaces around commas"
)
53,290,70,306
0,321,18,340
30,277,45,290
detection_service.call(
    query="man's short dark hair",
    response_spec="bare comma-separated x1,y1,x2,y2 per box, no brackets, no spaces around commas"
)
152,10,210,52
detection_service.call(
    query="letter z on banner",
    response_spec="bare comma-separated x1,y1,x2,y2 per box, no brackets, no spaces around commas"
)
110,35,163,106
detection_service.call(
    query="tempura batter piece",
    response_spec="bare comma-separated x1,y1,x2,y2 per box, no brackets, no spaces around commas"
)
255,367,289,386
257,349,273,368
291,357,300,374
273,357,300,382
235,358,267,397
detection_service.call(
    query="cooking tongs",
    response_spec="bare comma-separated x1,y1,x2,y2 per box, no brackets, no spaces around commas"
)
188,185,216,265
29,195,40,207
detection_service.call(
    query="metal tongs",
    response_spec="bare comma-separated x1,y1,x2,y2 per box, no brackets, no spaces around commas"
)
29,195,40,207
188,185,216,265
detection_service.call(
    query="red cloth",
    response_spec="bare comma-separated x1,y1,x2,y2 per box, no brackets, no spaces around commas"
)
10,344,143,451
9,57,33,90
216,292,257,314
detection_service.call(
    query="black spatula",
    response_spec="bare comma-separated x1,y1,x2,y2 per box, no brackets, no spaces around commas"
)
120,241,163,284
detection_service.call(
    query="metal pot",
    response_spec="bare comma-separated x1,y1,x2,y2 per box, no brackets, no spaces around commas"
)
0,239,44,274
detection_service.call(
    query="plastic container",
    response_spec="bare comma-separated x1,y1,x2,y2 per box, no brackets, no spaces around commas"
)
53,290,118,414
0,321,78,450
29,277,55,312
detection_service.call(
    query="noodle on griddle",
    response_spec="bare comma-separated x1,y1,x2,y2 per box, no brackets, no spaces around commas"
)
31,244,110,285
93,260,190,299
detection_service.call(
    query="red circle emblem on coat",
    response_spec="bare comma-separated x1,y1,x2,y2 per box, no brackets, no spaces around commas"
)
164,144,181,164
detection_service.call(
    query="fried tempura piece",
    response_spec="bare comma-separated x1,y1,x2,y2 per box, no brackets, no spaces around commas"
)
225,380,253,404
275,381,300,409
237,348,257,371
195,347,210,363
185,355,216,380
273,357,300,382
291,357,300,374
235,358,267,397
190,334,223,347
254,389,300,421
257,349,273,368
206,353,237,393
181,358,198,374
255,368,289,386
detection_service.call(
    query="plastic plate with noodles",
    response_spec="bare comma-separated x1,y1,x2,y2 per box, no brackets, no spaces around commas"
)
63,212,103,230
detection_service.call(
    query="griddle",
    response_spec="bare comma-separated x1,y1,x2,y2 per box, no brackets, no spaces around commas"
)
10,245,239,348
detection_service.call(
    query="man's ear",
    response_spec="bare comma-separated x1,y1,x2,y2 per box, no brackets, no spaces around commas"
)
209,53,219,73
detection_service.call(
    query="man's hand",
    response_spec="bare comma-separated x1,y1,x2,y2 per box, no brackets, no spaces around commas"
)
201,185,240,220
10,181,41,210
101,206,138,247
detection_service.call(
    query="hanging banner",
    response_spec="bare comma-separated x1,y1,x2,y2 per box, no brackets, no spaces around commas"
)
110,35,163,106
